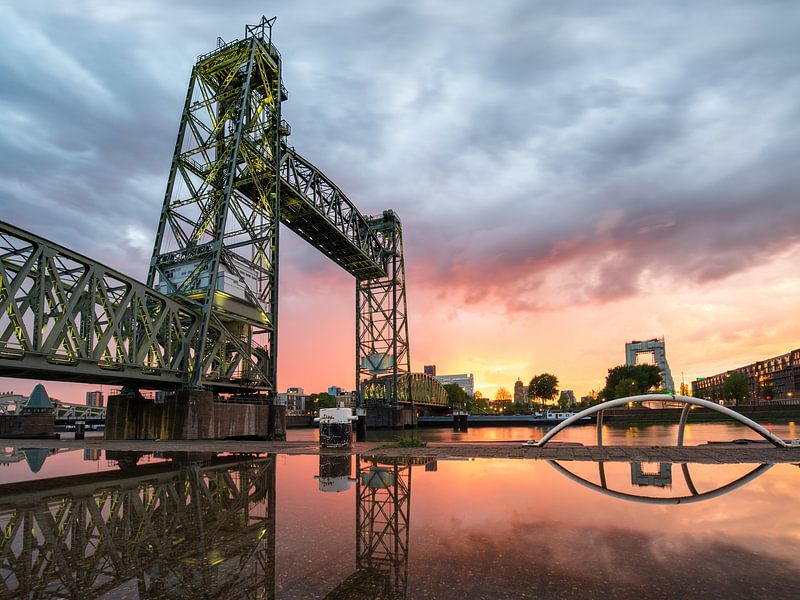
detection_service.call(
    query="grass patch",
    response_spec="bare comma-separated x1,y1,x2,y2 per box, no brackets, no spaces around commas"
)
378,435,428,448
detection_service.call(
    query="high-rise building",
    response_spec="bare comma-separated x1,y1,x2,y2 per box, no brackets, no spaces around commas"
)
424,365,436,377
434,373,474,398
513,379,526,404
625,337,675,392
85,391,104,407
328,386,343,396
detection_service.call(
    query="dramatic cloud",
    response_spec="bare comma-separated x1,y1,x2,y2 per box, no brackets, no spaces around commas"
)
1,1,798,396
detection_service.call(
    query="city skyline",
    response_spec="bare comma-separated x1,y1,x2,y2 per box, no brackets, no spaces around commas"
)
1,1,799,402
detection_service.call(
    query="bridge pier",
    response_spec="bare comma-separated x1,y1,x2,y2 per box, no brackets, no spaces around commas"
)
365,406,417,429
105,391,286,440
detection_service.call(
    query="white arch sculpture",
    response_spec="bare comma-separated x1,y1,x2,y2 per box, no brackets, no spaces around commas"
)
535,394,791,448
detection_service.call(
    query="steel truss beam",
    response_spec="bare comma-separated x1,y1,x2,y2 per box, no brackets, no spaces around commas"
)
279,148,389,279
0,221,195,388
356,211,410,407
0,455,276,600
148,18,285,391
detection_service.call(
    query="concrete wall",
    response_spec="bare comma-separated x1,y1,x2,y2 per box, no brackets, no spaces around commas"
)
105,392,286,440
0,413,55,437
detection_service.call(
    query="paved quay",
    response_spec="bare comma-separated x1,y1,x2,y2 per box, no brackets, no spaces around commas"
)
2,437,800,464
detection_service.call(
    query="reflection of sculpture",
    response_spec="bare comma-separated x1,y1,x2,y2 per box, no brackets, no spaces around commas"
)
0,454,276,599
630,462,672,488
549,459,772,505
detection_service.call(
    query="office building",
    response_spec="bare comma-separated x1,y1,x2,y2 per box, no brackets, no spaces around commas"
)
513,379,526,404
86,391,104,407
434,373,474,398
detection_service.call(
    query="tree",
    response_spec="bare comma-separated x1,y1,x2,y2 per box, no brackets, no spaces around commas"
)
613,377,640,399
444,383,468,408
309,392,336,414
722,372,749,404
760,382,774,400
557,391,571,410
495,387,512,401
528,374,559,409
599,365,662,401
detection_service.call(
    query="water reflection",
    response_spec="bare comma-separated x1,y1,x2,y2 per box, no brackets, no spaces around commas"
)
549,459,772,504
0,450,797,599
320,455,435,599
0,452,276,599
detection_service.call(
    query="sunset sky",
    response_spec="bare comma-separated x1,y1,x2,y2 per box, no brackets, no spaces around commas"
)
1,1,799,402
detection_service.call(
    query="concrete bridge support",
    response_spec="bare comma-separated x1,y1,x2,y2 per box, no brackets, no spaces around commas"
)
365,406,417,429
105,391,286,440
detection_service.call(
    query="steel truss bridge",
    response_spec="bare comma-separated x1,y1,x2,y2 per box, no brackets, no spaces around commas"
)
0,17,446,408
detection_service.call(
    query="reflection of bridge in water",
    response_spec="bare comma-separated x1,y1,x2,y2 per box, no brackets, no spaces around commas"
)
0,453,276,599
0,447,784,599
0,450,427,599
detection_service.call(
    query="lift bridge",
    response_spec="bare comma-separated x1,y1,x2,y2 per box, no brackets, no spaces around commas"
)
0,18,447,411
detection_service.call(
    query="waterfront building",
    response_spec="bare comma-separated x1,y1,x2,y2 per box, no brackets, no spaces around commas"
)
334,391,354,408
85,391,104,407
328,386,343,396
423,365,436,376
625,337,675,392
434,373,474,398
278,388,310,412
691,348,800,402
513,379,526,404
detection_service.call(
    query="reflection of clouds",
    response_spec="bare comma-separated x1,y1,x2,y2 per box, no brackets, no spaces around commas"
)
412,520,799,599
411,459,800,597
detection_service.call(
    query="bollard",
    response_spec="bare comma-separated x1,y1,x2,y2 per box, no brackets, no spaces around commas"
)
315,407,358,448
355,407,367,442
452,410,468,432
74,421,85,440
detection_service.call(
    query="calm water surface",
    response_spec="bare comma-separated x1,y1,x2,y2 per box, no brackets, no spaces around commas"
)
288,420,800,445
1,427,798,599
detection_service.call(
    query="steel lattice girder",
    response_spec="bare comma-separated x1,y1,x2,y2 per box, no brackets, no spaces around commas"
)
361,372,449,408
0,221,272,392
0,456,276,599
356,211,411,406
0,221,196,388
279,148,389,279
148,26,284,391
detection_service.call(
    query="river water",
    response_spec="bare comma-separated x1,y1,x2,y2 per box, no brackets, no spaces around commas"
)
1,424,798,599
289,420,800,445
